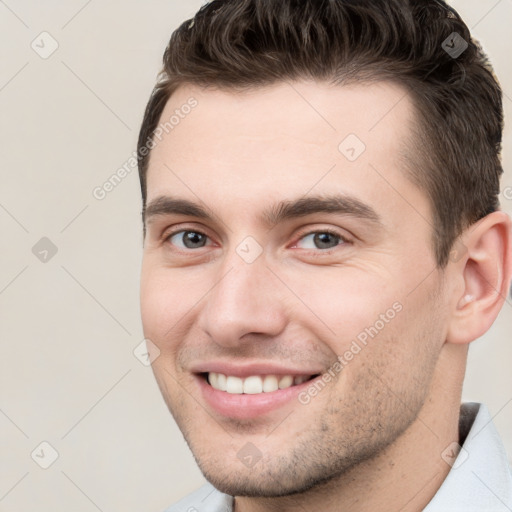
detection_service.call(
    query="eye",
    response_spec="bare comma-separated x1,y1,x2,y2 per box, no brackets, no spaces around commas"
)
295,231,347,250
167,230,211,249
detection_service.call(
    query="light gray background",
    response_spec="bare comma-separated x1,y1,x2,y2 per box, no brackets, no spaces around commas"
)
0,1,511,511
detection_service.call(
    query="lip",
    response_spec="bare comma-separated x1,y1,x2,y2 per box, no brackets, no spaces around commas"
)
190,360,324,379
194,372,322,420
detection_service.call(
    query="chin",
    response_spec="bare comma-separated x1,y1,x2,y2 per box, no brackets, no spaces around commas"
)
191,444,359,499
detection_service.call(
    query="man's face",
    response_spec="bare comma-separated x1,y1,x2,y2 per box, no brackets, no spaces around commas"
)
140,80,451,496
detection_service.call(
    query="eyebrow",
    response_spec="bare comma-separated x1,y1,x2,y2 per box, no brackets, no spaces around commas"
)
143,194,382,229
261,195,382,228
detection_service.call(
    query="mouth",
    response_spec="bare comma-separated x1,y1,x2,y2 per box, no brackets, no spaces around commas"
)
195,370,323,420
203,372,320,394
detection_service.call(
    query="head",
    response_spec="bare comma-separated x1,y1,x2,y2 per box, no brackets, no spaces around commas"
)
138,0,511,499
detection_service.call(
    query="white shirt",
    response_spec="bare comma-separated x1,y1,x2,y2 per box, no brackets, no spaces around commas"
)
164,403,512,511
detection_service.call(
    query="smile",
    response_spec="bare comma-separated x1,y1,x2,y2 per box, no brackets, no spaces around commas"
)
207,372,319,394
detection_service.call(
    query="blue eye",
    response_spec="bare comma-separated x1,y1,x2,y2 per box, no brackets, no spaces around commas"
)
296,231,345,250
168,230,210,249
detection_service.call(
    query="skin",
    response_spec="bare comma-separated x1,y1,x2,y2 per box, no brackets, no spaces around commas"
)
140,80,512,511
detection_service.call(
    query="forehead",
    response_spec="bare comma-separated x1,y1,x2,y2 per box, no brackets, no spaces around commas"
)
145,80,430,230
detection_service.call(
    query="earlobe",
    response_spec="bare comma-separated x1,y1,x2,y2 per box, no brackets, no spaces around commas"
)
446,211,512,345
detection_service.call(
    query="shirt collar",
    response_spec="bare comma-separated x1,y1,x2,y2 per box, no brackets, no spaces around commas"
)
424,402,512,511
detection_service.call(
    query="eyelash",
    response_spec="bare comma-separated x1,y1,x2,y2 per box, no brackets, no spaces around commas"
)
162,226,352,252
292,228,350,250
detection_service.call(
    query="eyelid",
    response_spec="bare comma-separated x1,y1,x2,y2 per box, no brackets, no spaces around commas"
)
290,226,353,248
161,224,216,246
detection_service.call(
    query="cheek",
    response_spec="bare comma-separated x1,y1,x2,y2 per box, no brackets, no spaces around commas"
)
140,265,192,346
284,267,404,346
346,287,446,390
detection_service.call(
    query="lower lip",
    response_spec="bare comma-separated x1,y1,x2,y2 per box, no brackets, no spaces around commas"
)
196,375,318,420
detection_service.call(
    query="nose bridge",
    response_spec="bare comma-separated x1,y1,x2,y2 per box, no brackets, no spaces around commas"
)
198,249,286,346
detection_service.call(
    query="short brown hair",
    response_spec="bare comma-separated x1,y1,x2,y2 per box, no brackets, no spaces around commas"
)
137,0,503,266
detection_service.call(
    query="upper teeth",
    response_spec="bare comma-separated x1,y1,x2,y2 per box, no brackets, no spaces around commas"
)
208,373,310,394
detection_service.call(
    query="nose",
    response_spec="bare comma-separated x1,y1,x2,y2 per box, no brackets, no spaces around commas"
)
197,252,287,348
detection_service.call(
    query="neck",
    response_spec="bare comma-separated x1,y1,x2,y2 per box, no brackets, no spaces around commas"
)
234,343,466,512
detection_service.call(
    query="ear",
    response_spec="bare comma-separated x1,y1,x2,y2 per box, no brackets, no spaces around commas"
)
446,211,512,345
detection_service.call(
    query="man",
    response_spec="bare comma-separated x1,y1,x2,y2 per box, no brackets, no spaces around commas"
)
138,0,512,510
